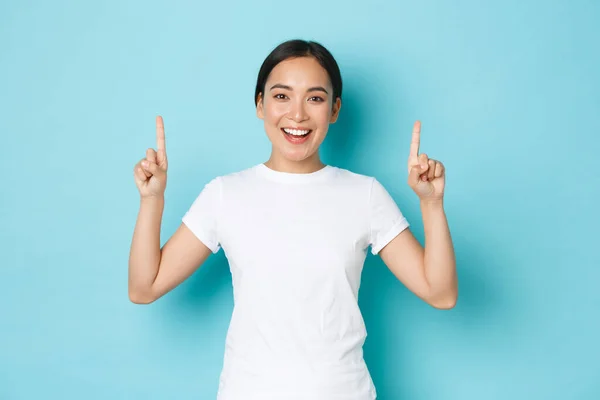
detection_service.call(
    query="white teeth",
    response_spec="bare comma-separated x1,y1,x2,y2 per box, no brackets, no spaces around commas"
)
283,128,311,136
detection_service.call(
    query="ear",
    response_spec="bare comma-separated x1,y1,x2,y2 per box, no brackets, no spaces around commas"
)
256,92,264,119
329,97,342,124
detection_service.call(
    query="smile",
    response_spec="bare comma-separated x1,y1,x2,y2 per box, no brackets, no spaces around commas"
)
281,127,312,144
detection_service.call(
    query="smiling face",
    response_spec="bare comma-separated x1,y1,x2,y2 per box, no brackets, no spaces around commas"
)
256,56,341,172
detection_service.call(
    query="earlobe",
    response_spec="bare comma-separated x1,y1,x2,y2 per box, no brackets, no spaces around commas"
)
256,93,264,119
330,98,342,123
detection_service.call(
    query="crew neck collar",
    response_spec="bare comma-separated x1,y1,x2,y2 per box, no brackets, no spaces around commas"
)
254,163,336,184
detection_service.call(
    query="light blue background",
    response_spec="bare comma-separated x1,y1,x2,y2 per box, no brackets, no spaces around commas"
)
1,0,599,399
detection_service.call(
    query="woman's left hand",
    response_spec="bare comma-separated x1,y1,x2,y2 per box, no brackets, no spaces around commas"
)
407,121,446,202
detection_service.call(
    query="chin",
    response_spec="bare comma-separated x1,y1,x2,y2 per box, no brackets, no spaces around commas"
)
266,128,325,162
280,149,315,162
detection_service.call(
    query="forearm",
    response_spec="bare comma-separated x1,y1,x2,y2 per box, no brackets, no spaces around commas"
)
421,199,457,306
128,196,164,299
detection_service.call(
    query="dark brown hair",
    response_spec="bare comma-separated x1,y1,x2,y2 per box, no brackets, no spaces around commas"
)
254,39,343,107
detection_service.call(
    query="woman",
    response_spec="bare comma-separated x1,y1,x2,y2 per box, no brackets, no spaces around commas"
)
129,39,457,400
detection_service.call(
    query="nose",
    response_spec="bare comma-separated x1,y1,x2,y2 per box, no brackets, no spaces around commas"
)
288,99,308,122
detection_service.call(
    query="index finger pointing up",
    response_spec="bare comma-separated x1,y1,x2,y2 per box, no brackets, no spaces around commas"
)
410,120,421,158
156,115,166,153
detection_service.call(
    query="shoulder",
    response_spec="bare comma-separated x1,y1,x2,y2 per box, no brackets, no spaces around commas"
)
330,166,378,190
331,167,398,207
198,164,265,197
190,164,259,194
214,164,262,185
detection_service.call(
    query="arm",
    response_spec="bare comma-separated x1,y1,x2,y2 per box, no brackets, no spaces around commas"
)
128,115,213,304
128,196,213,304
378,120,457,309
379,199,457,309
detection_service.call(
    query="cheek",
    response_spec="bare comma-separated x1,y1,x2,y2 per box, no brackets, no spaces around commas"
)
263,102,288,121
312,106,332,126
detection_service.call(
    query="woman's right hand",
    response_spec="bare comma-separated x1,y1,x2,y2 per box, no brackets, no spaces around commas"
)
134,116,168,198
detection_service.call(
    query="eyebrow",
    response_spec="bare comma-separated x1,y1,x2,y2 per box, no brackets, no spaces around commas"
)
269,83,329,94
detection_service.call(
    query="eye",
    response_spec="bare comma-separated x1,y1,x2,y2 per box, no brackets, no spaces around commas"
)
308,96,325,102
274,93,288,100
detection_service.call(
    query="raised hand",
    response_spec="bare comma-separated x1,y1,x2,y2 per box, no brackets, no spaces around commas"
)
407,121,445,201
133,116,169,198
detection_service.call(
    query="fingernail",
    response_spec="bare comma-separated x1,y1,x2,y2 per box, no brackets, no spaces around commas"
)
142,160,148,167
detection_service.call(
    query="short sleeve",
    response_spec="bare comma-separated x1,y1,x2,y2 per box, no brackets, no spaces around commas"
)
182,177,222,254
369,178,410,255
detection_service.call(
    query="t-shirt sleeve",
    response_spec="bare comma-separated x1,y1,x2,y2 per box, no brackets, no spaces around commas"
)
368,178,410,255
181,177,222,254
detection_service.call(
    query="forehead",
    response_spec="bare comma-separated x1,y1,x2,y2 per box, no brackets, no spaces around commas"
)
267,57,331,89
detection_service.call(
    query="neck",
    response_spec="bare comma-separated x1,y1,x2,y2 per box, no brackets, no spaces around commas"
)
264,152,325,174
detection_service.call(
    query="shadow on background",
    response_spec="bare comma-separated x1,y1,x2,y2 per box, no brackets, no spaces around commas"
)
159,250,233,322
359,242,509,399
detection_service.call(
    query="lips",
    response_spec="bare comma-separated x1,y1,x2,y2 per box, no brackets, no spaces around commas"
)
281,127,312,135
281,128,312,144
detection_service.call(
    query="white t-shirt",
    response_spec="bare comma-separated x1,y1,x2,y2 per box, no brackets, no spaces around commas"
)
182,163,410,400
